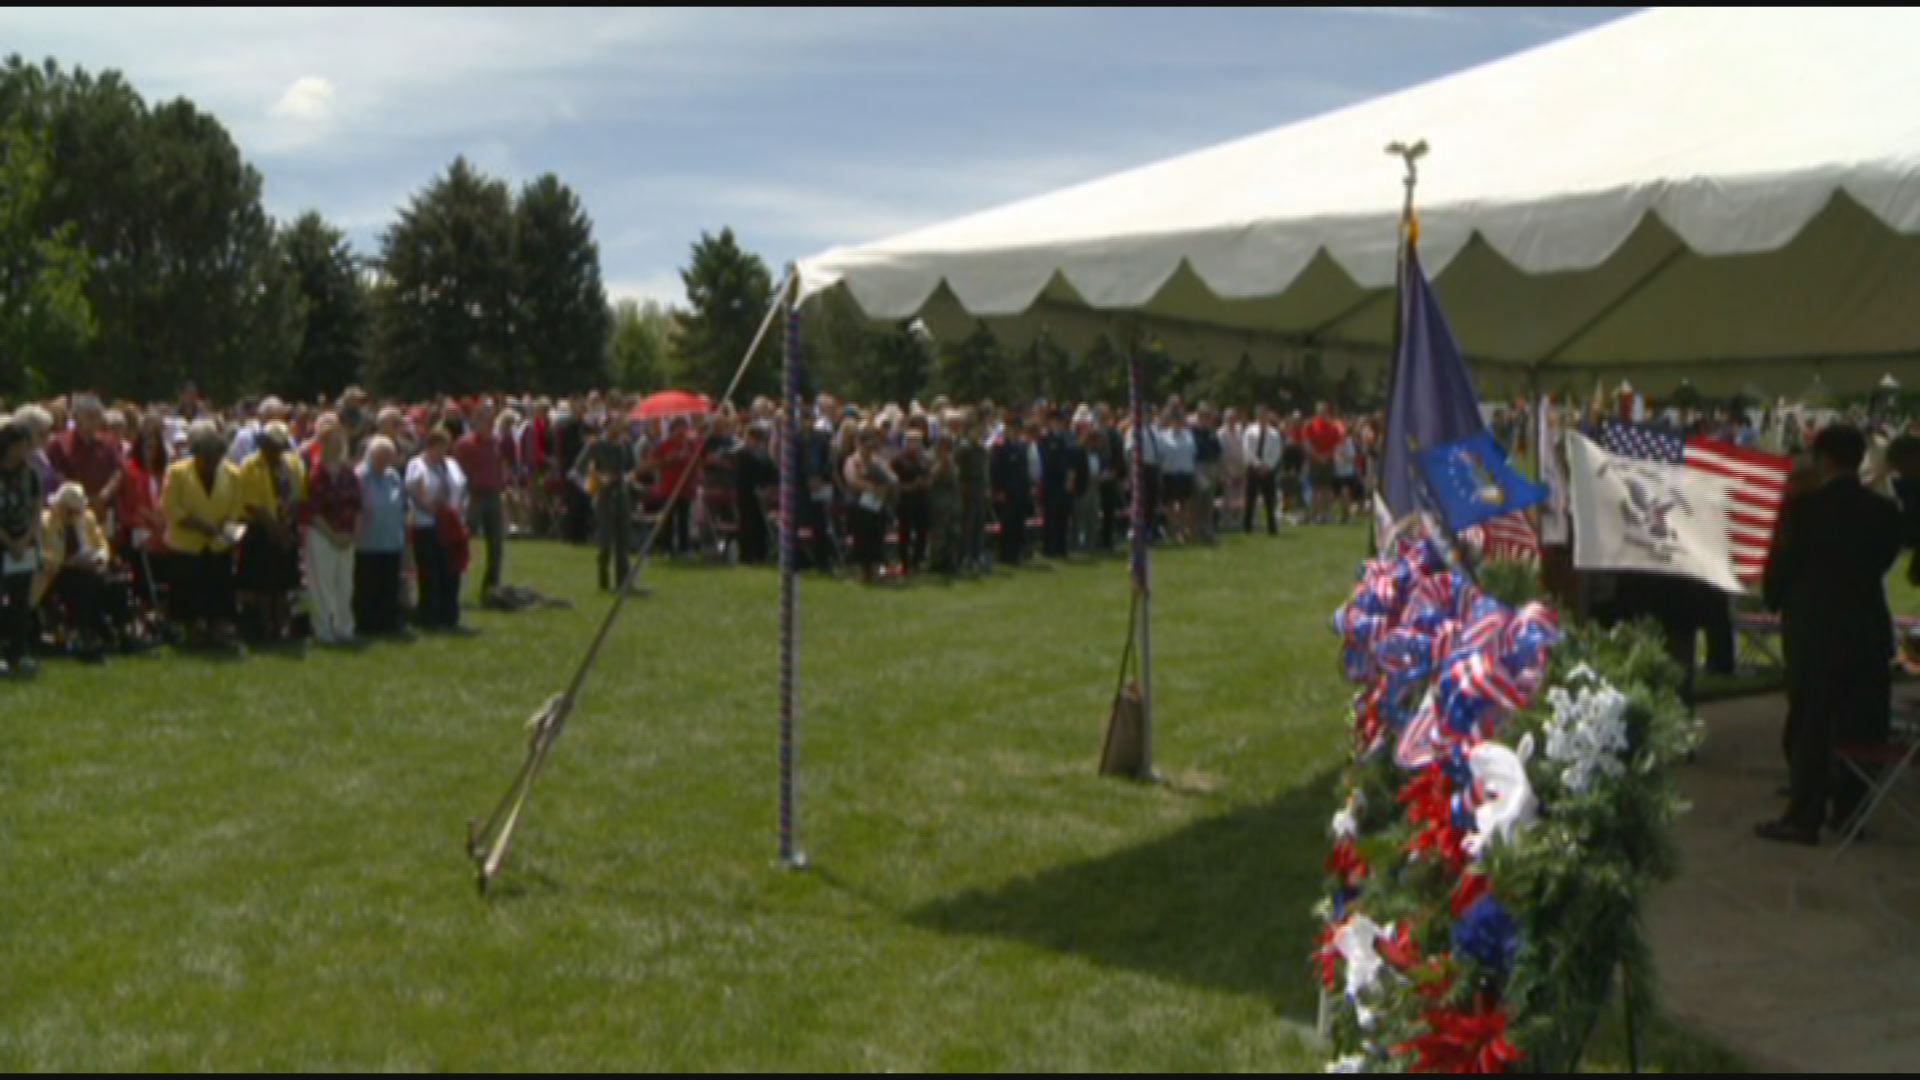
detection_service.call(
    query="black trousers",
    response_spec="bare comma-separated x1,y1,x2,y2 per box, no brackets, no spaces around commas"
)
354,550,404,635
1098,482,1123,550
411,528,461,629
739,495,769,565
53,569,109,641
2,571,31,663
1245,468,1278,534
997,499,1029,565
1785,657,1890,831
1042,493,1072,558
898,495,930,570
851,506,886,572
801,497,836,572
660,497,692,556
166,549,236,626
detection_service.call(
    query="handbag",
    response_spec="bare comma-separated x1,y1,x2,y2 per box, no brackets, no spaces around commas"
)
437,505,471,576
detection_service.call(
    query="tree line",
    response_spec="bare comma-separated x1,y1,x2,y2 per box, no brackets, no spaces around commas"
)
1,54,1378,413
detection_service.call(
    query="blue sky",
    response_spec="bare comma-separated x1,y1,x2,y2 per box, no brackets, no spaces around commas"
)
4,6,1632,307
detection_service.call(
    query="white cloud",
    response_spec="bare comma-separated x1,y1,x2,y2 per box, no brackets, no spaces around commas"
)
606,273,687,312
271,75,334,120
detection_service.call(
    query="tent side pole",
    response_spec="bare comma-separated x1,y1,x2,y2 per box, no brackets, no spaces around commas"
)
778,279,805,869
1128,324,1154,777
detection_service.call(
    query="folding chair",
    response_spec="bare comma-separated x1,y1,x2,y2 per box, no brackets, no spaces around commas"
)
1831,702,1920,859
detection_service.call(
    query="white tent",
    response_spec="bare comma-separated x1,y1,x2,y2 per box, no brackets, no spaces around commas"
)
798,7,1920,395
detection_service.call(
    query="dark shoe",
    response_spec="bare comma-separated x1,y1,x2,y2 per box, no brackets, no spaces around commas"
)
1754,820,1819,846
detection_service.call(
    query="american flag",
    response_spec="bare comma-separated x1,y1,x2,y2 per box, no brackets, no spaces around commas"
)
1594,420,1790,588
1459,511,1540,565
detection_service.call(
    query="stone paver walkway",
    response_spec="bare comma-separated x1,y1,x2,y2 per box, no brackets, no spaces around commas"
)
1647,687,1920,1072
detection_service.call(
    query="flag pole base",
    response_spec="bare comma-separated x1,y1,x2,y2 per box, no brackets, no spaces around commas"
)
777,851,810,872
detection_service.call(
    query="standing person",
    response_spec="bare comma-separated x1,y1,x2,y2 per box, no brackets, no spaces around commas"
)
734,422,779,566
649,417,701,558
12,405,59,501
991,417,1034,567
118,415,173,614
1279,415,1308,525
1331,427,1360,526
1073,412,1104,553
453,402,508,607
843,427,897,585
892,429,932,573
954,411,992,574
927,430,963,574
163,421,243,651
578,418,637,592
355,436,408,637
46,393,124,526
406,426,469,632
1037,409,1079,560
1192,405,1222,543
1243,407,1284,536
305,421,362,646
235,423,306,644
554,402,590,544
1125,412,1166,543
1757,424,1903,846
1301,402,1346,525
1,421,44,678
1158,408,1197,545
1219,407,1248,532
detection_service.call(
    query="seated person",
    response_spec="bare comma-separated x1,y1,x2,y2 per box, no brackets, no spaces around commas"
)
34,483,114,663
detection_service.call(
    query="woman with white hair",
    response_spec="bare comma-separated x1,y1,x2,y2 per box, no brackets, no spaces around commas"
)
13,404,59,501
355,435,408,636
35,482,113,662
162,419,242,650
304,418,361,646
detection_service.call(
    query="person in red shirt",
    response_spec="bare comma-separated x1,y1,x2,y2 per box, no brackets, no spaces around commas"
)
1300,402,1347,526
453,400,509,602
45,393,125,523
648,416,702,557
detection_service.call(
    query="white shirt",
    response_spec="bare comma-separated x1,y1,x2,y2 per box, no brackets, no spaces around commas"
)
1243,424,1284,471
1159,428,1197,477
405,454,469,528
1221,425,1248,470
227,421,260,464
1126,426,1164,467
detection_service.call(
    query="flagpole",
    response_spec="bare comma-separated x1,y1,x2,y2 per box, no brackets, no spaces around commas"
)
1377,139,1428,554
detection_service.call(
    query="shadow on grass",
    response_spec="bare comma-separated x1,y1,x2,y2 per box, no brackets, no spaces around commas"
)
906,766,1342,1018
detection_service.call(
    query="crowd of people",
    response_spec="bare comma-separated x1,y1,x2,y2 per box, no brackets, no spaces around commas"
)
0,383,1384,675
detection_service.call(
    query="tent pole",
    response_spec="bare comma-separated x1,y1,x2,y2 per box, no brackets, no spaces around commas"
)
778,274,806,870
1127,319,1154,779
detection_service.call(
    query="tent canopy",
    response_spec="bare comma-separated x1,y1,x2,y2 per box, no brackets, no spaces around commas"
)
798,7,1920,395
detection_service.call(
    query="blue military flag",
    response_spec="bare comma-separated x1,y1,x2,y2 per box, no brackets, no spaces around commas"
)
1380,245,1486,537
1415,430,1549,535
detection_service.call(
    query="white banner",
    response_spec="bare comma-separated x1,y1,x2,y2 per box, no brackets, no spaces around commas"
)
1566,431,1749,594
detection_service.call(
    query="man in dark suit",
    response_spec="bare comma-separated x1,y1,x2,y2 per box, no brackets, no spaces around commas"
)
991,418,1034,567
1757,424,1903,846
1037,410,1079,559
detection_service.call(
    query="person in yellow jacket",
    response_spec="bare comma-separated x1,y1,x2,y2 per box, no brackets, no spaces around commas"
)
235,421,306,644
163,420,244,649
34,482,114,662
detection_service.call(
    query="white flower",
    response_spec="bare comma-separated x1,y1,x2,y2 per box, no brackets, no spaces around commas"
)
1464,735,1537,859
1326,1054,1367,1073
1544,676,1631,794
1331,807,1360,843
1334,916,1394,1028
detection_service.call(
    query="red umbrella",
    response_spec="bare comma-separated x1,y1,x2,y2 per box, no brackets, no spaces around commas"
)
630,390,711,421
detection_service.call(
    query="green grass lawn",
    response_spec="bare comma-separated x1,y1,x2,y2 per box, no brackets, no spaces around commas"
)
1,529,1746,1071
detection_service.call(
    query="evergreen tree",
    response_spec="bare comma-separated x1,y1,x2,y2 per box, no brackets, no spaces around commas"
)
280,211,367,402
676,227,774,397
514,174,610,394
372,156,517,398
